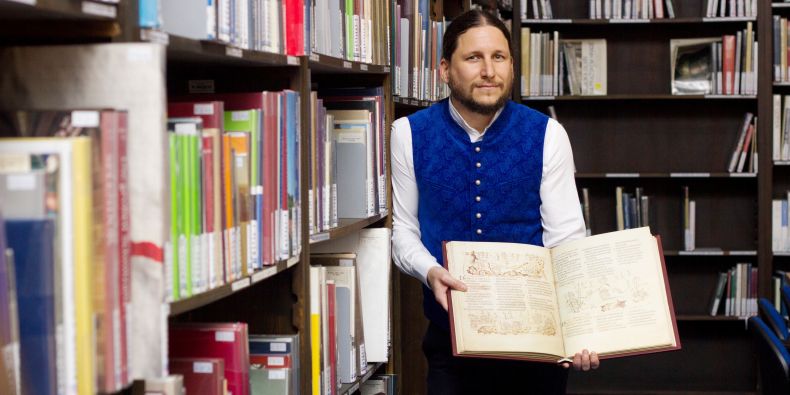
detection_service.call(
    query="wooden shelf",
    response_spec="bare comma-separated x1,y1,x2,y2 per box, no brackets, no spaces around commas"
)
139,29,301,67
776,160,790,166
338,362,384,395
774,2,790,9
521,17,755,25
394,96,433,108
0,0,117,20
169,257,299,316
310,214,388,245
576,172,757,179
773,82,790,87
775,251,790,257
522,94,757,101
307,53,390,74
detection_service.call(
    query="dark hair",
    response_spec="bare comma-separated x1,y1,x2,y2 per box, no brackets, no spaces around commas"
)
442,10,512,61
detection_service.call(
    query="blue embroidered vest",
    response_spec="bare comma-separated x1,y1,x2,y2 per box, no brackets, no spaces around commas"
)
408,99,548,330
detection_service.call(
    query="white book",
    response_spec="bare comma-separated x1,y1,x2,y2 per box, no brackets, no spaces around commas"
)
689,201,696,251
775,95,782,161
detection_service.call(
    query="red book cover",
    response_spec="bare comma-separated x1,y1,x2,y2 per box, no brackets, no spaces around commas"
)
327,282,338,395
116,110,131,387
169,323,250,395
284,0,305,56
170,357,226,395
722,35,736,95
249,354,293,369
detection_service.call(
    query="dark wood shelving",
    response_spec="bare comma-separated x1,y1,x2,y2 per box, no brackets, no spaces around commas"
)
308,52,390,74
139,29,301,67
575,172,757,179
522,94,757,101
521,17,756,25
0,0,117,20
169,257,298,316
338,363,384,395
309,214,388,245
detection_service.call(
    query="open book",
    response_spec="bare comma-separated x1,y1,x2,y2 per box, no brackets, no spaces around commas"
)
445,227,680,363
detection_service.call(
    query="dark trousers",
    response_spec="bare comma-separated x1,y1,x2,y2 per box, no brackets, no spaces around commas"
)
423,322,569,395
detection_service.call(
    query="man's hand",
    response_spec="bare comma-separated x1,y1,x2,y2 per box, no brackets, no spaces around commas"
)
427,266,468,311
561,349,600,371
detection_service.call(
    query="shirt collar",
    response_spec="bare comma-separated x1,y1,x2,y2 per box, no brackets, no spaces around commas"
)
448,96,504,142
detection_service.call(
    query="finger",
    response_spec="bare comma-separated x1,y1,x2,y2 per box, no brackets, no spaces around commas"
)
561,362,570,369
442,274,468,292
573,353,582,371
590,352,600,369
581,349,591,371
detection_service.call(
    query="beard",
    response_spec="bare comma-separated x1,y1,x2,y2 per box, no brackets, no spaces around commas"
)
447,76,512,116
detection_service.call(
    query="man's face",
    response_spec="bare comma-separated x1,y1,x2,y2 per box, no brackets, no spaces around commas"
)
441,25,514,115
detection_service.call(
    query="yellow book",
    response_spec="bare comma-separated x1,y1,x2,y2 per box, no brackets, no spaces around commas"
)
72,137,95,395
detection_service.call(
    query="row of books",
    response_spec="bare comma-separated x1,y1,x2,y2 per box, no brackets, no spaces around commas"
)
392,0,450,101
772,194,790,253
772,270,790,317
0,111,134,395
772,95,790,161
310,0,392,65
704,0,758,18
773,16,790,83
308,87,388,238
589,0,676,20
615,186,653,232
682,186,697,252
140,0,391,63
520,0,554,20
707,264,758,317
309,228,393,395
167,91,302,301
670,25,758,96
726,112,758,174
520,30,607,97
169,323,300,395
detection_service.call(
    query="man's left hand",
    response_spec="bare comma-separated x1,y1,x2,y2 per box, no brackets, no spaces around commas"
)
561,349,600,371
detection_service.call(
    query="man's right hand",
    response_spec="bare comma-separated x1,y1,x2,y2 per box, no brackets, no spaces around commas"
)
427,266,468,311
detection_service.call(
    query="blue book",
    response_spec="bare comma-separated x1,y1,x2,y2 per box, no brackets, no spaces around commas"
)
7,219,56,395
286,91,300,258
249,336,293,355
139,0,161,29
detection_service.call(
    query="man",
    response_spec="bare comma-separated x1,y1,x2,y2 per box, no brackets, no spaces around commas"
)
391,10,600,394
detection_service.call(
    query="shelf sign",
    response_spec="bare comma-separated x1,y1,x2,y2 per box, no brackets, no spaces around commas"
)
343,61,352,69
82,1,116,18
360,64,368,71
384,66,391,73
189,80,215,94
670,172,710,178
226,46,243,58
231,277,250,291
309,53,320,62
287,56,299,66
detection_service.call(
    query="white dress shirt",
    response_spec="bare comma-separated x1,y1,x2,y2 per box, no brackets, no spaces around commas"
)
391,98,587,287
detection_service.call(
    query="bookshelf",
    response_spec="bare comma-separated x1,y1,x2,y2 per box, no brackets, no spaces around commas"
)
0,1,396,395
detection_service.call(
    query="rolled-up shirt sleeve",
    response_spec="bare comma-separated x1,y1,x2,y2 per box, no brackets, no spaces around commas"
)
390,117,440,287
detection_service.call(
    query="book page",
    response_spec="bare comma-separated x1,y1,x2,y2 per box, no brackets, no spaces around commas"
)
551,227,676,357
447,241,565,357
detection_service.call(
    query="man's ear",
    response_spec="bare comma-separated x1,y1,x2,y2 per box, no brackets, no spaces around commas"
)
440,58,450,84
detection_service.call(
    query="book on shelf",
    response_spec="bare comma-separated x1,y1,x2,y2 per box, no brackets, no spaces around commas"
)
521,30,606,97
588,0,675,20
169,358,226,395
705,0,757,18
360,374,397,395
393,0,449,101
249,334,300,395
144,375,185,395
312,0,391,65
521,0,554,20
772,95,790,161
615,186,652,231
773,195,790,253
682,186,696,251
0,214,20,395
726,112,757,173
445,227,680,363
708,263,757,317
580,187,592,236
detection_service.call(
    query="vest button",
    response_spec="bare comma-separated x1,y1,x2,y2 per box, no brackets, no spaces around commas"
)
476,229,483,235
475,146,481,153
475,196,481,202
475,179,481,186
476,213,482,219
476,162,481,168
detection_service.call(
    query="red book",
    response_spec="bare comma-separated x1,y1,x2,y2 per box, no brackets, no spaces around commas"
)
170,358,225,395
169,323,250,395
284,0,305,56
249,354,293,369
722,35,736,95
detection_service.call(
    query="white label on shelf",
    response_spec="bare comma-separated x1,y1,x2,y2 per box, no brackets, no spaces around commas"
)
410,100,418,106
267,356,285,366
0,153,30,173
82,1,116,18
140,29,169,45
194,103,214,115
605,173,640,178
215,331,235,342
268,370,287,380
343,61,352,69
231,111,250,121
610,18,649,23
670,172,710,178
309,54,320,62
360,64,368,71
7,173,35,191
310,232,330,243
287,256,299,267
384,66,391,73
678,250,723,256
175,122,197,134
226,46,243,58
71,110,100,127
252,266,277,283
189,80,215,94
339,259,354,267
270,342,287,352
730,172,757,177
231,277,250,292
287,56,299,65
521,18,573,23
728,250,757,256
193,362,214,374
